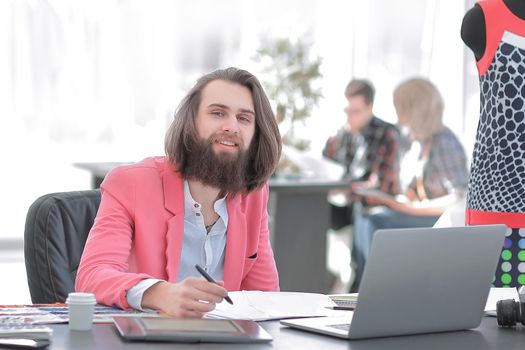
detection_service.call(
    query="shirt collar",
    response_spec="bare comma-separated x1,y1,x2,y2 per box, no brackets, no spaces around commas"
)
183,180,228,227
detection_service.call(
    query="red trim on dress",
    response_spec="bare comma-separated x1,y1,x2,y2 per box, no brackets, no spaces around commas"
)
466,208,525,227
477,0,525,76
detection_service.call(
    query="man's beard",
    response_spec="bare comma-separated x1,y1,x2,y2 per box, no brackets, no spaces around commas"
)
183,133,251,194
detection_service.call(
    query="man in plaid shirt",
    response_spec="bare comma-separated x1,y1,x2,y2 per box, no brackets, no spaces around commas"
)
323,79,400,292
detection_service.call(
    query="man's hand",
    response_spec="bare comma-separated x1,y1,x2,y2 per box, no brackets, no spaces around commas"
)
141,277,227,318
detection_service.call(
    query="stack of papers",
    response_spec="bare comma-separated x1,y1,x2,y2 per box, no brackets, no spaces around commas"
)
0,304,156,324
0,323,53,341
206,291,341,321
328,293,358,308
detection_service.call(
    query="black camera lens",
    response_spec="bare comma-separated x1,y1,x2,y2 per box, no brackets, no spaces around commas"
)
496,299,520,327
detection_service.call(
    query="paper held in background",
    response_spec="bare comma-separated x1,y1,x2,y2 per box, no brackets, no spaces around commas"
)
353,188,400,202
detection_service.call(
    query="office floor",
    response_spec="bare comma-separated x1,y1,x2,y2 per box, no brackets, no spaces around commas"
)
0,248,31,304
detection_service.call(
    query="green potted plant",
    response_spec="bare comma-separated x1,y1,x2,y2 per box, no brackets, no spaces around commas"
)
254,36,323,176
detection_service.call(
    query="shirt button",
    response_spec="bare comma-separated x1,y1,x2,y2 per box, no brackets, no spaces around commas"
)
194,203,199,208
196,213,201,216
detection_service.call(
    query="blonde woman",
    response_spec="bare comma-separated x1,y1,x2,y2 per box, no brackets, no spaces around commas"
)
351,78,468,291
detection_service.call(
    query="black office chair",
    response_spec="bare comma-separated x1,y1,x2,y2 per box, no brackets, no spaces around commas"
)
24,190,101,303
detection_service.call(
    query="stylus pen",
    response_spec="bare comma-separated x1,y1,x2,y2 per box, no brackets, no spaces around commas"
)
195,264,234,305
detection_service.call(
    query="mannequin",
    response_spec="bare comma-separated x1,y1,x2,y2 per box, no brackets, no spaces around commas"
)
461,0,525,288
461,0,525,60
460,5,486,60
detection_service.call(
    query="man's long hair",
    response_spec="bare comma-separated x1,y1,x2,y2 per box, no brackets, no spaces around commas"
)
165,67,282,193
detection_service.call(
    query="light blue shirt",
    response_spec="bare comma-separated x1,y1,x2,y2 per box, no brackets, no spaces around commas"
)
126,180,228,310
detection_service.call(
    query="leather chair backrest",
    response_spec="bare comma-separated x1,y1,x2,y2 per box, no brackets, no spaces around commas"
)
24,190,101,303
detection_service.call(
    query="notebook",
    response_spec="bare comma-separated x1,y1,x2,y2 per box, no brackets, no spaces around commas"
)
281,224,507,339
113,317,272,343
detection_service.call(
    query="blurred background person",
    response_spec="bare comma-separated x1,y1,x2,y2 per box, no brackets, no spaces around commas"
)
322,79,400,230
351,77,469,291
322,79,400,292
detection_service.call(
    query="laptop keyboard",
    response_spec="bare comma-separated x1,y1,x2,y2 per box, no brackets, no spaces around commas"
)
328,323,351,331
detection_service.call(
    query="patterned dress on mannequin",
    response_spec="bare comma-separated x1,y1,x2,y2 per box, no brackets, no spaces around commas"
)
466,0,525,287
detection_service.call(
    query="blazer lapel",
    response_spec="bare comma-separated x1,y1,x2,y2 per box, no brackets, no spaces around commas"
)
224,194,247,290
162,160,185,282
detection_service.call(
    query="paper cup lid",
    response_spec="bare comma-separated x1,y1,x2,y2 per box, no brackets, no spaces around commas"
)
66,292,96,305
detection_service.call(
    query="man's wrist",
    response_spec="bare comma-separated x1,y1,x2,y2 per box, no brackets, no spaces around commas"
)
126,278,164,311
141,280,167,310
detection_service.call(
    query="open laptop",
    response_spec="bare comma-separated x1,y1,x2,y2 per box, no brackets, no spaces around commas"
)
281,224,507,339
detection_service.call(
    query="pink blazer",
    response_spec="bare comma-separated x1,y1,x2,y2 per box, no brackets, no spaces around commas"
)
75,157,279,309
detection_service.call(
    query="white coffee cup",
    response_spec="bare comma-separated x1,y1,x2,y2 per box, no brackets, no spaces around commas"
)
66,292,96,331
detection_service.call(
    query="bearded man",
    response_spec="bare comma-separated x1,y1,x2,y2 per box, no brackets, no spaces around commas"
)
76,67,282,317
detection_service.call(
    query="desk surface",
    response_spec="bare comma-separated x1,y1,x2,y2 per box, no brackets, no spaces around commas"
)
46,317,523,349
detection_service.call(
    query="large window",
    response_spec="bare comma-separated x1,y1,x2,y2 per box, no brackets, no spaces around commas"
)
1,0,475,239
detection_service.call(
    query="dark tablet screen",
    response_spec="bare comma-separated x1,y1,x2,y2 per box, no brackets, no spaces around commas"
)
141,318,239,333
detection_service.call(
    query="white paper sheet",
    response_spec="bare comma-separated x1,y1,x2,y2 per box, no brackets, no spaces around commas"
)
205,291,340,321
